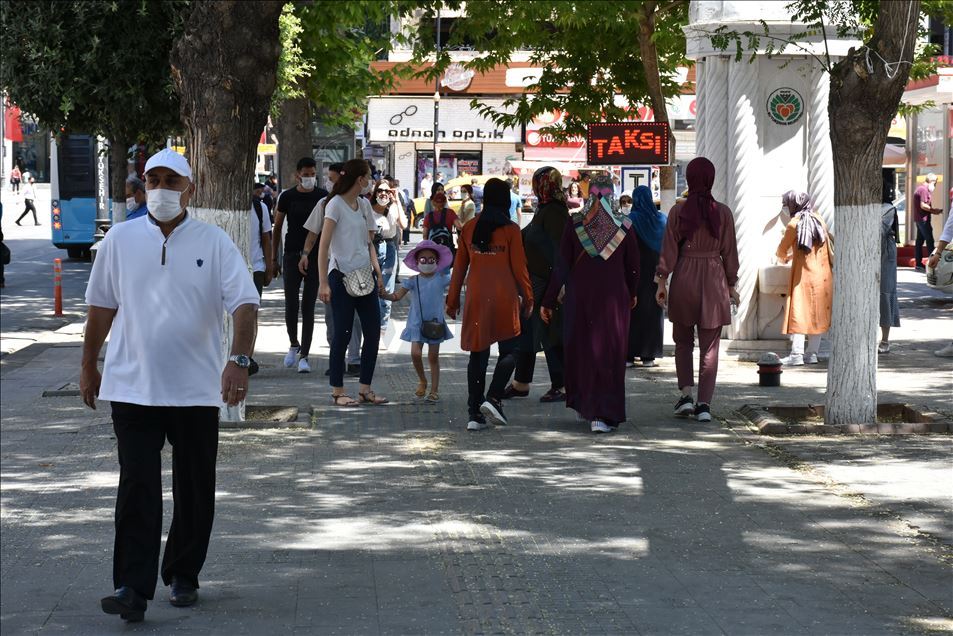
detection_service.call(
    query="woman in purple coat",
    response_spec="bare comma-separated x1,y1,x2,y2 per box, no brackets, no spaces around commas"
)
654,157,739,423
541,174,640,433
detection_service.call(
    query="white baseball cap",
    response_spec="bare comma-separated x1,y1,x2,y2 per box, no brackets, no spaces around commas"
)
144,148,192,181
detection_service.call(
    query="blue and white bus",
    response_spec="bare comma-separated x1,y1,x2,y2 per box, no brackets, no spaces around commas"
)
50,134,109,259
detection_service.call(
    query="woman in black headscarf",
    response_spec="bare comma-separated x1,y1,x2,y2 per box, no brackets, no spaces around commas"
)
446,178,533,431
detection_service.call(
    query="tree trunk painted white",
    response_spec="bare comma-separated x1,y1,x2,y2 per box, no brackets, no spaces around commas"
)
192,206,251,422
825,203,879,425
111,201,126,224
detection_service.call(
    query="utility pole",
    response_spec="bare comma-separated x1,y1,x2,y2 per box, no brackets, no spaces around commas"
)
433,8,441,179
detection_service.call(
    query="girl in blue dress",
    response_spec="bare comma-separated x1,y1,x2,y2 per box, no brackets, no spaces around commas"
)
381,239,453,402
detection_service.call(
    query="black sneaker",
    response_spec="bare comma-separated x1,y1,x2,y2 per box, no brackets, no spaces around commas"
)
480,398,508,426
467,414,489,431
695,403,712,422
674,395,695,417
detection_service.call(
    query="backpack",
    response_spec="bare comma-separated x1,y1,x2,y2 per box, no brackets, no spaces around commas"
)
427,209,455,253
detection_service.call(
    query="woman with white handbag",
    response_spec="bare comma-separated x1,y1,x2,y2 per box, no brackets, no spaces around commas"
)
311,158,389,406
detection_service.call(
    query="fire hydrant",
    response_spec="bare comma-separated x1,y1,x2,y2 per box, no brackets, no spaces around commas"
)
757,352,783,387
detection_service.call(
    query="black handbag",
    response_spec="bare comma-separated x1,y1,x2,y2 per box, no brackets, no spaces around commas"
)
415,278,445,340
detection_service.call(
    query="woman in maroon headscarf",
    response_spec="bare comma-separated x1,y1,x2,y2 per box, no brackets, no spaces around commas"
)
654,157,739,423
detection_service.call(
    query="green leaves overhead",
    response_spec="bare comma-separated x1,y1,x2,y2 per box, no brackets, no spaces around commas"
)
0,0,185,145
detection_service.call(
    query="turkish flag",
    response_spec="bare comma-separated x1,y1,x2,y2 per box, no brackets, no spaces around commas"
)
4,103,23,142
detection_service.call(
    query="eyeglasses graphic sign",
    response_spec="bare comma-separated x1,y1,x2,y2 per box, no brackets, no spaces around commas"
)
390,105,419,126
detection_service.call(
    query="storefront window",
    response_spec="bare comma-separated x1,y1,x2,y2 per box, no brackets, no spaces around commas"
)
12,114,51,183
415,150,481,197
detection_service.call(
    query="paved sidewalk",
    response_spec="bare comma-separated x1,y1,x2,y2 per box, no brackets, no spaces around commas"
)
1,264,951,634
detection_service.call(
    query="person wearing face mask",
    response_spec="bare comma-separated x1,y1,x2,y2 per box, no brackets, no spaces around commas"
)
272,157,329,374
913,173,943,271
314,158,389,407
371,181,401,332
124,176,149,221
80,148,260,622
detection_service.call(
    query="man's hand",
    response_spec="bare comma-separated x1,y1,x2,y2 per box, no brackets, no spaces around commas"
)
298,254,309,276
445,303,457,320
928,252,942,269
319,282,332,304
655,283,667,308
264,263,274,287
273,258,281,276
80,364,101,410
221,363,249,406
540,307,553,324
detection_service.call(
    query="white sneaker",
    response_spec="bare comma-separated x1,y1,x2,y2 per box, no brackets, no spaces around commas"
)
935,343,953,358
467,416,489,431
297,357,311,373
781,354,804,366
590,420,613,433
877,342,891,354
803,353,819,365
642,359,656,367
283,347,299,368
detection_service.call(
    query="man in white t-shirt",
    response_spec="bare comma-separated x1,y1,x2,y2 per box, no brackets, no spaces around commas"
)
80,149,260,623
251,182,274,296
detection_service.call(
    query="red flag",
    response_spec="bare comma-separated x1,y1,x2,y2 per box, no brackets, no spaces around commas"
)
4,103,23,142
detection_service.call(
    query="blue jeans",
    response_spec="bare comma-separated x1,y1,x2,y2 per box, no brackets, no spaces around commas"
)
915,219,935,268
377,240,398,329
328,270,381,388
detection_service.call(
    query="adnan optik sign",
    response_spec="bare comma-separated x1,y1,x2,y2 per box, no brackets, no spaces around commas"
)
586,122,671,166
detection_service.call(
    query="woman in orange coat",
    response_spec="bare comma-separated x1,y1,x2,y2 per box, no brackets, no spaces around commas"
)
775,190,833,366
447,178,533,431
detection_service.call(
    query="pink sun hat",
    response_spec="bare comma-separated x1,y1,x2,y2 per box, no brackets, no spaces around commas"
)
404,239,454,273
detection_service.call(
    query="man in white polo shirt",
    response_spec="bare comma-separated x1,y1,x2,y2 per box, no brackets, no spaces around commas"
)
80,148,260,623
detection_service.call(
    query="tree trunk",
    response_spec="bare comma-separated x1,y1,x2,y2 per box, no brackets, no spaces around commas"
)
170,0,283,421
825,0,920,426
277,96,313,190
109,139,130,223
637,2,677,211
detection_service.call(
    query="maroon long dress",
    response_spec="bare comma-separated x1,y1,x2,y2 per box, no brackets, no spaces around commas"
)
542,218,640,425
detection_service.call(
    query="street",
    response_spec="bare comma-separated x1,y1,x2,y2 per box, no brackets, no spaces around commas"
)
1,225,951,634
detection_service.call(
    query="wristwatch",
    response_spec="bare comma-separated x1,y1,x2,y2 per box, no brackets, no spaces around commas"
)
229,354,251,369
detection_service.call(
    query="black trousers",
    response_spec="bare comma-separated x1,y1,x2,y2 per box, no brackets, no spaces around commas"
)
915,219,935,267
283,252,319,356
514,344,564,390
111,402,219,599
15,198,37,224
467,337,519,416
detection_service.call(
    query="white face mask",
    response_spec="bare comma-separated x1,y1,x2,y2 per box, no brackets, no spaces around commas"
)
620,205,632,214
376,195,390,206
418,262,437,274
360,178,374,196
146,188,186,222
927,182,936,192
324,178,334,191
126,197,138,212
300,176,317,190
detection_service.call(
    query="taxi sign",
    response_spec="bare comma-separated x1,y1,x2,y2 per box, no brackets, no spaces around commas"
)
586,122,670,166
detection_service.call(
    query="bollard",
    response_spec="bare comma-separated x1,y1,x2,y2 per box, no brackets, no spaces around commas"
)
757,352,782,387
53,258,63,317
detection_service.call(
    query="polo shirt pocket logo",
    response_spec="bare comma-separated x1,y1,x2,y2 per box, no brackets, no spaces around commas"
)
196,259,204,267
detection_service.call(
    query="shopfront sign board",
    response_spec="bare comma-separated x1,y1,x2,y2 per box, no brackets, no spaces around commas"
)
367,97,521,144
620,167,653,193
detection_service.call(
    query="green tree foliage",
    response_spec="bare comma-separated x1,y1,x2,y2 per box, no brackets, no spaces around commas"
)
0,0,185,145
292,1,418,127
401,0,690,140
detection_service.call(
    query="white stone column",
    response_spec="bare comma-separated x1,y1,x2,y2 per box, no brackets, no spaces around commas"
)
694,59,707,160
807,65,835,233
725,58,761,340
704,57,730,203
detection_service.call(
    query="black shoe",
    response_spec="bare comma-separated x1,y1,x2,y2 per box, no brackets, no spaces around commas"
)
324,368,331,376
501,384,529,400
346,363,361,377
674,395,695,417
248,358,259,377
694,403,712,422
169,576,198,607
480,398,508,426
101,586,147,622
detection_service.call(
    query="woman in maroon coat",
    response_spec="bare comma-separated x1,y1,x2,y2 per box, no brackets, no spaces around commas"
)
654,157,739,423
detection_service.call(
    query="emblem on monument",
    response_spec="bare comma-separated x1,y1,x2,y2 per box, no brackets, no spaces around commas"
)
766,88,804,125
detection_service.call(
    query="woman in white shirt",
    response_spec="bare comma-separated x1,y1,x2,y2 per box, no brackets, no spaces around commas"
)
302,159,388,406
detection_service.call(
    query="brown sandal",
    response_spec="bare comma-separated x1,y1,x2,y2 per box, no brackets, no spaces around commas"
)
331,394,359,407
415,380,427,398
358,390,389,405
425,392,439,403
